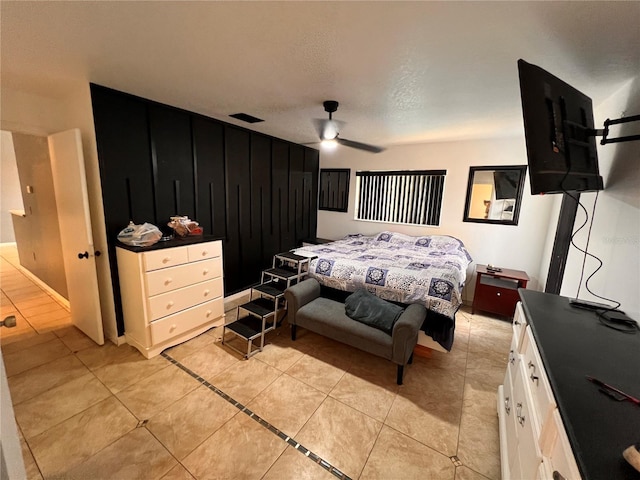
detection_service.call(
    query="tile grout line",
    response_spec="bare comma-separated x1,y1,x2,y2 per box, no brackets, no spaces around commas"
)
161,351,352,480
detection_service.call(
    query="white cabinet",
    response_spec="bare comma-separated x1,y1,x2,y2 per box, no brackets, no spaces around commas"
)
498,301,581,480
116,240,225,358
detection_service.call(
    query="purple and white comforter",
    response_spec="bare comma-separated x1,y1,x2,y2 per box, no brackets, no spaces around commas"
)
294,231,473,320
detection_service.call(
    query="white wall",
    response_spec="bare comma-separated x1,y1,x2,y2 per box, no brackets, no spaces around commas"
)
0,131,23,242
560,76,640,321
317,136,556,302
0,85,118,343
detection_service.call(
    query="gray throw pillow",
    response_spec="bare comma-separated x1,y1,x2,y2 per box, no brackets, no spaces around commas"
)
344,288,404,335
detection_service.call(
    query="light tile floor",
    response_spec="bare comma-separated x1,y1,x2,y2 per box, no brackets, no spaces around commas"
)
1,244,513,480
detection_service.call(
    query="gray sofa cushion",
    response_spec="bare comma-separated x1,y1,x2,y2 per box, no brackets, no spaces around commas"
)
297,297,393,360
344,288,404,335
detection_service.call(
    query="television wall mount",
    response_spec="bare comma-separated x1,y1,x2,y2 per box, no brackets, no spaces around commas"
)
586,114,640,145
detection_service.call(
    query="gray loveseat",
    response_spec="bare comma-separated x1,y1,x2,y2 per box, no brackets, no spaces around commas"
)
284,278,427,385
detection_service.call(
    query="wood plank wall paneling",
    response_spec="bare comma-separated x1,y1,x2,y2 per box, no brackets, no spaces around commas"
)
90,84,319,335
148,105,195,233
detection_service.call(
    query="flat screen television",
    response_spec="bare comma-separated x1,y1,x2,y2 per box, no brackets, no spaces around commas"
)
518,59,604,195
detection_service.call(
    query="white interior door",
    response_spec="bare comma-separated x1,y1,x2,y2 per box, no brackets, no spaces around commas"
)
48,129,104,345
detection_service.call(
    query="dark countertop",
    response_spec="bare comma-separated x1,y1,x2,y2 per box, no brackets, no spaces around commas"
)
116,235,224,252
519,289,640,480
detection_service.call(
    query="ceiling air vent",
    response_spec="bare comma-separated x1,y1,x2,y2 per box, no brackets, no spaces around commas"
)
229,113,264,124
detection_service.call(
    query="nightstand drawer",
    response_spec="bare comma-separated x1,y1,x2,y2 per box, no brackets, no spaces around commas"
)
474,282,521,316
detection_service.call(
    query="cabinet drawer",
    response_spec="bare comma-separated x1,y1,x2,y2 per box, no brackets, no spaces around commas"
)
502,369,519,469
147,277,223,322
512,302,527,352
522,326,556,433
146,258,222,296
513,360,543,479
536,457,555,480
544,409,581,480
507,334,520,386
150,297,224,345
187,241,222,262
143,246,189,271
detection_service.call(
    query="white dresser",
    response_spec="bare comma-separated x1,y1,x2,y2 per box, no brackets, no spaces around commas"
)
498,301,581,480
116,239,225,358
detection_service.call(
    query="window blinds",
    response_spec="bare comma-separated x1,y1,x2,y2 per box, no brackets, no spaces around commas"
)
355,170,446,226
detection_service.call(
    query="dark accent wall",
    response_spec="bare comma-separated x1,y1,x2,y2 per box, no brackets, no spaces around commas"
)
90,84,319,336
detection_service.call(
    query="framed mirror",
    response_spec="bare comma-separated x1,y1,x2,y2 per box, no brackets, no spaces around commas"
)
463,165,527,225
319,168,350,212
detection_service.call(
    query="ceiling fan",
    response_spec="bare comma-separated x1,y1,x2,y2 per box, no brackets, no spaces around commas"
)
312,100,385,153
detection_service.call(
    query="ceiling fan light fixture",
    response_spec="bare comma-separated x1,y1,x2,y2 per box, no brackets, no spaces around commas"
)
321,130,338,141
321,138,338,150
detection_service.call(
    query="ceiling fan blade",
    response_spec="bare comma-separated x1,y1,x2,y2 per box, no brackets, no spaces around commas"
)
312,118,344,140
337,137,385,153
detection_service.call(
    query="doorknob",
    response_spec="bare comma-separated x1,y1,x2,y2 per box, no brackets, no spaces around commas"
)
78,251,89,259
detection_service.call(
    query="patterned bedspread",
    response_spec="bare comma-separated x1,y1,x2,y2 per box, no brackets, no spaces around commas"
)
294,231,472,320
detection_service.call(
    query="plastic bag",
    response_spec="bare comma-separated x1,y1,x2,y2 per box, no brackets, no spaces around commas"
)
117,221,162,247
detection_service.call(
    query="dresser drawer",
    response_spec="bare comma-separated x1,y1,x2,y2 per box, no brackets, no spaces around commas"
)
147,277,223,322
143,246,189,271
187,241,222,262
544,409,581,480
502,368,519,469
150,297,224,345
507,334,520,387
512,302,527,352
513,360,543,479
146,258,222,296
522,326,556,433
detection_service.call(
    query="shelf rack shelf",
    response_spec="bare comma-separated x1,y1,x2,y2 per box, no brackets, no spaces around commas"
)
222,251,313,358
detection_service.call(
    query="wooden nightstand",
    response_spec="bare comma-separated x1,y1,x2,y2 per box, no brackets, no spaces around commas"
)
472,264,529,317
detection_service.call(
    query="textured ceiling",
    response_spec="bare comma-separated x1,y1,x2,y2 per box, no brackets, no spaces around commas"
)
1,1,639,148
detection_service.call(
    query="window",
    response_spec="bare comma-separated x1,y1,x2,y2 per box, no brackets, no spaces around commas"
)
355,170,446,226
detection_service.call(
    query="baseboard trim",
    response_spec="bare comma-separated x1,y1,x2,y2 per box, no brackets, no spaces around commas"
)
12,263,70,311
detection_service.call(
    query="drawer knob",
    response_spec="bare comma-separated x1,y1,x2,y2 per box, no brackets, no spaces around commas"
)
514,319,521,326
202,251,208,256
163,257,171,264
165,278,173,285
496,292,501,296
203,269,209,275
516,402,525,426
204,289,210,296
167,301,174,308
170,324,177,332
528,361,540,385
206,310,212,317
